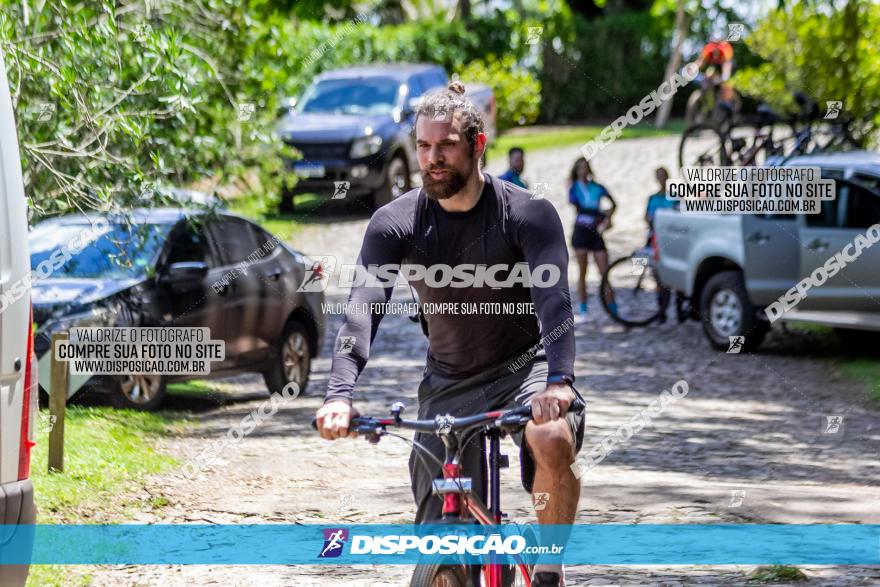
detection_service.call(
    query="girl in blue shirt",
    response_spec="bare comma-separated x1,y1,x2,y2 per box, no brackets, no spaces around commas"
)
645,166,678,244
569,157,617,320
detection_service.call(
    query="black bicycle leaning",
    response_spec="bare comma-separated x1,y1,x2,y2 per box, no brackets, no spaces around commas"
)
679,92,862,170
599,243,687,328
313,398,586,587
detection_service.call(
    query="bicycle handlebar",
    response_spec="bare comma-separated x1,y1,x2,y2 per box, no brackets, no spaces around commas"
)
312,397,586,437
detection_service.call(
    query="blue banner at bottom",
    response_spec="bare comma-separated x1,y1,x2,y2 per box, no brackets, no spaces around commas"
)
0,524,877,565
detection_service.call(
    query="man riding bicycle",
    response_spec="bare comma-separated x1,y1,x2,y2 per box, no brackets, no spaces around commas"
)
315,81,585,587
688,39,736,126
697,39,734,83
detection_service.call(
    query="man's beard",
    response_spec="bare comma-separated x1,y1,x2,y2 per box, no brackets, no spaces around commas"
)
421,163,473,200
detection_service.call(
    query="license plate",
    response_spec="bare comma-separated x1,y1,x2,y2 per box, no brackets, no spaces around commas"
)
293,163,325,178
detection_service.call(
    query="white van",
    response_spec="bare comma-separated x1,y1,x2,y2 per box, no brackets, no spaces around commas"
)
0,51,37,585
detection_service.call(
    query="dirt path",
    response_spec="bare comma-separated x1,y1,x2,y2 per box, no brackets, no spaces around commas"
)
90,136,880,586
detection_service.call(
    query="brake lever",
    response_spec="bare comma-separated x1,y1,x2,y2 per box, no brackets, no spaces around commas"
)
311,417,385,443
357,425,384,444
499,397,586,427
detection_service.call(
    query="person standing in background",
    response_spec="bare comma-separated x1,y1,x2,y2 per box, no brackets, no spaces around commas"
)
644,166,681,323
569,157,616,322
499,146,528,188
645,167,678,246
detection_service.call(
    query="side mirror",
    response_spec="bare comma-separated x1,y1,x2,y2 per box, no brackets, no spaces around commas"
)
160,261,209,285
402,97,420,117
278,96,298,118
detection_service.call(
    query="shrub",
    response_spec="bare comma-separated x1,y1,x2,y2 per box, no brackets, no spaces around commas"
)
458,56,541,131
732,0,880,145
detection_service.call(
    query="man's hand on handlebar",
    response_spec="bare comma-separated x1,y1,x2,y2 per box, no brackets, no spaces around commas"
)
530,383,577,425
315,400,360,440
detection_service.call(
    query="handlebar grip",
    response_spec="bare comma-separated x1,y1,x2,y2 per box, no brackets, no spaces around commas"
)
312,416,370,431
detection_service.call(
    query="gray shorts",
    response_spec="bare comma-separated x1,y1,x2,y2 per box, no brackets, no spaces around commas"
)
408,354,585,523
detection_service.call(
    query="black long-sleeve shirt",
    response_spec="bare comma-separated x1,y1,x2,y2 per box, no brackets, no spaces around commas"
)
324,172,575,404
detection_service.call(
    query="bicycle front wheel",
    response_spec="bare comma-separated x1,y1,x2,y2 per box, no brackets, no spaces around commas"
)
684,89,706,126
410,562,468,587
679,123,730,169
601,255,671,327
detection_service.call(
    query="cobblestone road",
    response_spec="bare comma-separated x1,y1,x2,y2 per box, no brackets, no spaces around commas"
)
92,136,880,586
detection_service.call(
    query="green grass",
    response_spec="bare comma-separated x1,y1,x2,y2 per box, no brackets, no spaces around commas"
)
31,406,183,521
485,121,686,162
28,407,184,586
748,565,808,583
785,323,880,403
167,378,221,397
226,192,300,241
27,565,92,587
839,359,880,402
786,322,834,334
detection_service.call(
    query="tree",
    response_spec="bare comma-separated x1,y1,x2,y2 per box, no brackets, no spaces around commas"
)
654,0,688,128
0,0,289,219
732,0,880,143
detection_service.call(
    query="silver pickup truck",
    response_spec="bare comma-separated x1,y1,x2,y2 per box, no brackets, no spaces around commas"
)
655,151,880,351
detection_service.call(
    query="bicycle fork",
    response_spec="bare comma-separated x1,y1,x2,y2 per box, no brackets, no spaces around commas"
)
431,430,528,587
432,432,472,519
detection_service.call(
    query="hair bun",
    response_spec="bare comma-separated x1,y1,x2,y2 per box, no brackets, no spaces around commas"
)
447,80,466,95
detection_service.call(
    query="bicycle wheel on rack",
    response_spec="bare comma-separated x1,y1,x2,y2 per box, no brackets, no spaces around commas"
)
769,123,802,160
679,123,730,169
600,255,671,327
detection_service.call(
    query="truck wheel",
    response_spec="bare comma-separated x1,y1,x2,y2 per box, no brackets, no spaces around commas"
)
374,155,410,209
699,270,768,352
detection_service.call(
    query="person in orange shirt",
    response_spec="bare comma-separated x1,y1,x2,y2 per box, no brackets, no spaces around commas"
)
696,39,735,105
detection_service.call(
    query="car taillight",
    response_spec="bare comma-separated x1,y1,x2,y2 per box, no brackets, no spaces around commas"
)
18,301,36,480
651,232,661,263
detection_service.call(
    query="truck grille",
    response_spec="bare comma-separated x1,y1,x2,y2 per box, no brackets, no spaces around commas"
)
286,141,350,160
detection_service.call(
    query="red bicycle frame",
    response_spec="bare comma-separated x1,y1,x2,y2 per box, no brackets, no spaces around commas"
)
436,428,531,587
317,398,585,587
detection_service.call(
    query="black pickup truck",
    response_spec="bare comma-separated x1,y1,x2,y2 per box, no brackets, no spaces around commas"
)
276,63,496,211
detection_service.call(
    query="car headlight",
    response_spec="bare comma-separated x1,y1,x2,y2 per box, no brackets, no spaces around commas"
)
350,135,383,159
43,306,116,334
